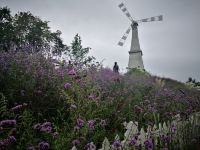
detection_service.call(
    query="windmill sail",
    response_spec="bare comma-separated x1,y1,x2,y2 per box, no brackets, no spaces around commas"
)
118,3,134,22
117,2,163,70
118,26,131,46
137,15,163,23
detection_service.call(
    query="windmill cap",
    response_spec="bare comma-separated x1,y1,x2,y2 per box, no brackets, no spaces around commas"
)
132,21,138,27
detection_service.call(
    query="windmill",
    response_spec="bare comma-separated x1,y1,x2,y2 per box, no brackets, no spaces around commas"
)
118,2,163,70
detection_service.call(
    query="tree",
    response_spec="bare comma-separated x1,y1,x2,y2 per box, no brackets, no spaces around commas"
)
0,7,95,64
0,7,66,55
68,34,95,64
0,7,14,51
187,77,193,83
51,30,68,56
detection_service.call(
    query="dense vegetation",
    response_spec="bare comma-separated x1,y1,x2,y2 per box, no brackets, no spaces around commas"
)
1,7,200,150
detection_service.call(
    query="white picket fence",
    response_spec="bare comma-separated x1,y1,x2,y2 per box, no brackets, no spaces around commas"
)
71,112,200,150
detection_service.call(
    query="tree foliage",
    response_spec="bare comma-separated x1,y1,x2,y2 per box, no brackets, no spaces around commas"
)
0,7,67,55
0,7,95,64
0,7,14,52
187,77,200,87
68,34,95,64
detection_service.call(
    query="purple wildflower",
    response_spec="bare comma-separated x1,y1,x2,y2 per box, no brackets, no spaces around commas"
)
26,146,35,150
148,105,157,113
129,137,137,146
40,126,52,133
10,103,28,112
112,140,122,148
144,139,153,150
84,142,96,150
0,120,16,127
87,120,95,130
0,136,16,148
160,135,170,143
77,118,84,128
8,136,16,142
171,124,177,133
38,141,50,150
68,69,76,76
33,122,53,134
72,139,80,146
42,122,51,127
100,119,107,128
0,139,8,147
64,82,71,89
77,79,82,84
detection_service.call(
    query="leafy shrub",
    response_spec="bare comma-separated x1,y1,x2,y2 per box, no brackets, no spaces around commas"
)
1,50,200,149
0,51,68,120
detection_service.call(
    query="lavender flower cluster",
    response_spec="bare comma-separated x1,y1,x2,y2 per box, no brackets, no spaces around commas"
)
10,103,28,112
112,140,122,148
72,141,98,150
0,136,16,148
84,142,96,150
33,121,58,138
26,141,50,150
72,118,107,148
0,119,17,149
160,134,170,143
38,141,50,150
27,122,53,150
0,119,16,127
26,146,35,150
128,137,138,147
75,118,107,131
33,122,52,133
144,139,153,150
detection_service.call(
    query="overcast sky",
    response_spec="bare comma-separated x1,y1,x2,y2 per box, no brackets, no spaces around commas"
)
1,0,200,82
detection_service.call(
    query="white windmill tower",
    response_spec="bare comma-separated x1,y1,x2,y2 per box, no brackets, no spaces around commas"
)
118,2,163,70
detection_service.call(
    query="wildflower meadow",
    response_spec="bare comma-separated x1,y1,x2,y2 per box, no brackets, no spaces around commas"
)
1,7,200,150
1,50,200,150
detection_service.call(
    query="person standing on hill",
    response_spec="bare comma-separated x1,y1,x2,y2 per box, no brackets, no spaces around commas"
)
67,60,73,70
113,62,119,73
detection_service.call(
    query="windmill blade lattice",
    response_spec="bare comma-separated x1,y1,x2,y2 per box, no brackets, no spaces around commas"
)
118,26,131,46
137,15,163,23
118,3,134,22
